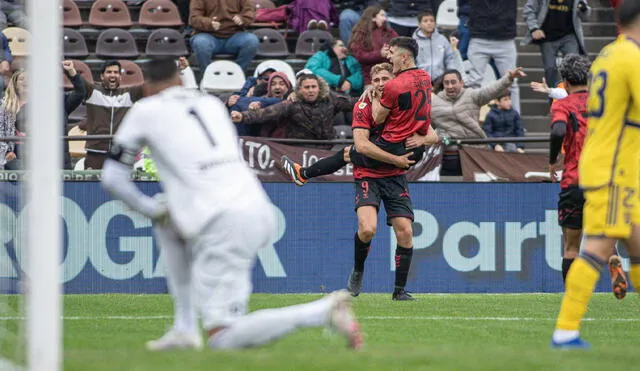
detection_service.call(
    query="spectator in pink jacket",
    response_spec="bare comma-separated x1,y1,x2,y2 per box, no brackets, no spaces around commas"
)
348,5,398,85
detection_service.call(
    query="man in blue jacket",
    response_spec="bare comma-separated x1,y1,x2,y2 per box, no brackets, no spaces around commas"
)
305,38,363,96
482,92,525,153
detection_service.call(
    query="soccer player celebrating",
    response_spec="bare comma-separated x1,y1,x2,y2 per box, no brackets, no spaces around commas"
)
280,63,439,187
347,37,434,301
101,58,363,351
551,0,640,349
549,54,628,296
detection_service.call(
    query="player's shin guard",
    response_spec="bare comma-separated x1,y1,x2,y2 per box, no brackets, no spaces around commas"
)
555,252,603,331
562,258,575,284
354,232,372,272
301,149,348,180
394,246,413,290
629,256,640,293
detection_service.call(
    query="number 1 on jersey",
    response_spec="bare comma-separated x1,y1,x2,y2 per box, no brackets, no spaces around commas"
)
189,108,217,147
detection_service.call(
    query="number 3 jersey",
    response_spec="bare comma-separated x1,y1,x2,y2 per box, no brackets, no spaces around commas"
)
112,86,270,239
378,67,432,142
580,36,640,189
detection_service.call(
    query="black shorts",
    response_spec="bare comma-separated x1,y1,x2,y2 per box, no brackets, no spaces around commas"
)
558,186,585,229
349,137,425,169
354,175,414,226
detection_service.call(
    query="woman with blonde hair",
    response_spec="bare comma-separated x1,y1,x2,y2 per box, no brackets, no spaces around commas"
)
348,5,398,85
0,69,26,170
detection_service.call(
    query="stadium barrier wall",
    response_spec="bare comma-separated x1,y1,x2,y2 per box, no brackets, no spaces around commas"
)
0,182,618,294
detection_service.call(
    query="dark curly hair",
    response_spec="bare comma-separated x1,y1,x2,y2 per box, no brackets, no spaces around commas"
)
559,54,591,86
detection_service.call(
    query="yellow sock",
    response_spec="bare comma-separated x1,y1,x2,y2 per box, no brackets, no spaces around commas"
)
555,257,601,331
630,263,640,291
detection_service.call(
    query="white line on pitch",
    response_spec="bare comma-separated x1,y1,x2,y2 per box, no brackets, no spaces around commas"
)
0,315,638,322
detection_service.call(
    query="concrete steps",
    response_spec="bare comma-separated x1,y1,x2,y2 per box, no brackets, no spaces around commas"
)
515,1,616,151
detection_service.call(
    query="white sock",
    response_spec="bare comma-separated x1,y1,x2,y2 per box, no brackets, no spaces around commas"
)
552,329,580,343
154,224,197,334
209,297,332,349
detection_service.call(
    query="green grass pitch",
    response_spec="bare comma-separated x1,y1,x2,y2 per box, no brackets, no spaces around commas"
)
5,293,640,370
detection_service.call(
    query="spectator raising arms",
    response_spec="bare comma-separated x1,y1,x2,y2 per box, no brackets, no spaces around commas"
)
83,61,144,170
231,73,356,145
232,72,293,136
432,68,525,140
62,61,86,169
189,0,259,71
348,6,398,85
0,69,24,170
305,38,364,96
83,59,194,169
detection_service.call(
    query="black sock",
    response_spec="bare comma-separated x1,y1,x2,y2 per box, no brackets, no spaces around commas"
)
562,258,575,283
354,232,372,272
301,149,347,180
394,246,413,290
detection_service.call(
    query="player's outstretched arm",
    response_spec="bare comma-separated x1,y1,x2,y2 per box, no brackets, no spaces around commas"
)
353,128,414,169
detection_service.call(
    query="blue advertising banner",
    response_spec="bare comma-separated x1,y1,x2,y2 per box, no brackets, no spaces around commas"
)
0,182,619,294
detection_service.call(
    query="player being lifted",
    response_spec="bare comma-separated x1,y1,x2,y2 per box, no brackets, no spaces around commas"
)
551,0,640,349
101,58,363,351
549,54,628,297
284,37,438,300
348,37,433,301
280,65,440,186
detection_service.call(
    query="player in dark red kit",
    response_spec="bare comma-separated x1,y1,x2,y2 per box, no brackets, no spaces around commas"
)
548,54,627,297
347,36,433,301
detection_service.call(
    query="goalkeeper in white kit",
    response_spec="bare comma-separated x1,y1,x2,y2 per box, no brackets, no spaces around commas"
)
101,58,363,351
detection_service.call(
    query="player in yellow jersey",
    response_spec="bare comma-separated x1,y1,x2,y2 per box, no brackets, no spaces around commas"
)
551,0,640,349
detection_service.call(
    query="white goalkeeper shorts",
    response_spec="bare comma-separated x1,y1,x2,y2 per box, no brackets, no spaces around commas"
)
189,202,275,330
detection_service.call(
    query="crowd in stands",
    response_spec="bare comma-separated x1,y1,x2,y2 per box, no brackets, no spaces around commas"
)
0,0,616,172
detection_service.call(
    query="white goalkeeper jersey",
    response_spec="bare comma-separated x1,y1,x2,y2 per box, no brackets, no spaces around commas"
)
112,86,270,239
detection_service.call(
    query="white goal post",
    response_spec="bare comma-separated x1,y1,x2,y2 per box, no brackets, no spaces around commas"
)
26,0,62,370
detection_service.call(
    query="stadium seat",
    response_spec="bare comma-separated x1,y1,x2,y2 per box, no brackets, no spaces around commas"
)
295,30,332,57
118,60,144,88
145,28,188,57
2,27,29,57
200,60,246,93
63,60,94,89
436,0,459,30
253,28,289,58
253,59,296,87
95,28,139,59
138,0,184,28
89,0,133,28
62,0,83,28
254,0,276,9
63,28,89,59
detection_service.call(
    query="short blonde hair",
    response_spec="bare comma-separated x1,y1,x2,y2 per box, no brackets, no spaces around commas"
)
370,63,393,78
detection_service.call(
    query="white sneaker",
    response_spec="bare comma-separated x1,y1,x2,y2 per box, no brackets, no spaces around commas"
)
327,290,364,350
145,330,203,351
